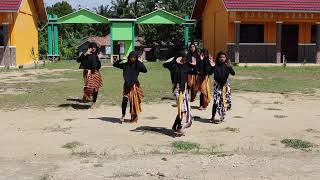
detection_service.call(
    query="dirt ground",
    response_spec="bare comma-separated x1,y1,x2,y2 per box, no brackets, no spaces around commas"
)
0,90,320,180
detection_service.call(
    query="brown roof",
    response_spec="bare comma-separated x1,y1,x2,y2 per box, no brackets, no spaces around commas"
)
192,0,320,19
0,0,46,21
78,35,145,47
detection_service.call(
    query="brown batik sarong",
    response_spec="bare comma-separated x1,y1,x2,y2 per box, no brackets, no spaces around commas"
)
129,83,144,116
196,75,211,108
84,70,103,96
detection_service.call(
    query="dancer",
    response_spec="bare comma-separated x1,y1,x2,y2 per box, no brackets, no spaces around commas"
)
193,48,214,110
77,43,103,108
113,51,147,123
163,51,197,136
187,43,200,100
211,51,235,123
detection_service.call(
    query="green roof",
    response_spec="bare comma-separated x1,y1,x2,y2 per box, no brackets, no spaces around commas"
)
58,8,109,24
137,9,185,24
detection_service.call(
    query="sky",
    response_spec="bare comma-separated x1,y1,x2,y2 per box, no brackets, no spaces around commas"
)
44,0,112,9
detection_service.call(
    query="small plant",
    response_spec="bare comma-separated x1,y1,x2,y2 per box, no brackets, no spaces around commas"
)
18,65,23,69
281,138,315,150
302,59,307,65
39,174,50,180
62,141,82,149
171,141,200,151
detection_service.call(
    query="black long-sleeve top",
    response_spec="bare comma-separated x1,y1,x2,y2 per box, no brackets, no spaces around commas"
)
187,51,200,64
163,59,197,91
196,57,213,76
113,60,147,87
211,63,235,86
77,52,101,70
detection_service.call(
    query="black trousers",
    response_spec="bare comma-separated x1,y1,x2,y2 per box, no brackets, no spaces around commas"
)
212,104,217,119
92,90,98,103
200,93,205,106
122,96,129,117
172,115,182,131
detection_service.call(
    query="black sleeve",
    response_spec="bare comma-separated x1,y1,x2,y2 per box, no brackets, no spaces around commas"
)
77,53,85,63
113,60,124,69
92,55,99,70
139,62,147,73
229,66,235,76
163,60,175,70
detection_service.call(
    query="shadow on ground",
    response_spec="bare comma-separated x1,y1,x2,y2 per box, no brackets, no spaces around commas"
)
131,126,175,137
58,103,91,110
89,117,124,124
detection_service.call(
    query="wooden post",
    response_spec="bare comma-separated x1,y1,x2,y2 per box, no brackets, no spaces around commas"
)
234,21,240,63
276,21,283,63
316,22,320,64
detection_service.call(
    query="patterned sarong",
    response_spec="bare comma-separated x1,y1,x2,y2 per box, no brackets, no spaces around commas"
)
128,83,144,115
84,70,103,95
213,80,232,116
174,84,193,129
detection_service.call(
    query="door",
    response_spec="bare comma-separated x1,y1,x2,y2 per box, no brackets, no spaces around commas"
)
282,25,299,62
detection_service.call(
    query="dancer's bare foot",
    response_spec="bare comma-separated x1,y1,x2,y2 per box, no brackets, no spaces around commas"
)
120,116,125,123
209,117,215,123
130,114,138,123
90,102,96,109
199,106,204,110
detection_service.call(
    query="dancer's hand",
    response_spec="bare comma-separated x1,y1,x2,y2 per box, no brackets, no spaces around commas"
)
191,57,196,66
200,54,204,60
98,52,103,59
226,59,232,67
85,48,92,56
209,55,215,66
87,70,91,77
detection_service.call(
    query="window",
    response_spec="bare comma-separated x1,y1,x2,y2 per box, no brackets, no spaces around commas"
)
311,25,317,43
240,24,264,43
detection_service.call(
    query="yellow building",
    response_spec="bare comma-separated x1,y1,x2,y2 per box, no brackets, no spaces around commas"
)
0,0,46,67
192,0,320,63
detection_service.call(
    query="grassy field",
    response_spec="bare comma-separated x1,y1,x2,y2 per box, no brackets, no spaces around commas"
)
0,61,320,109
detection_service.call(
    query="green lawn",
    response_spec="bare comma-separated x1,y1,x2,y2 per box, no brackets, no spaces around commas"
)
0,61,319,109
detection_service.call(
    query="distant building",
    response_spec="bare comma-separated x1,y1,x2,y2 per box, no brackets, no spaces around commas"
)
0,0,46,67
77,35,145,59
192,0,320,63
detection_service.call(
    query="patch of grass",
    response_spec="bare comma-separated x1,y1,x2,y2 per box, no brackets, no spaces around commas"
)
171,141,200,151
223,127,240,133
306,128,320,133
43,125,72,134
112,171,141,178
62,141,83,149
71,150,96,157
39,174,50,180
233,116,243,119
93,163,103,167
281,138,315,150
64,118,76,122
264,107,282,111
145,116,158,120
274,115,288,119
1,62,320,109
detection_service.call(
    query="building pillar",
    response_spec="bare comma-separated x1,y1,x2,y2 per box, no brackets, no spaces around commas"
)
316,22,320,64
184,16,190,49
276,21,283,63
234,21,240,63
